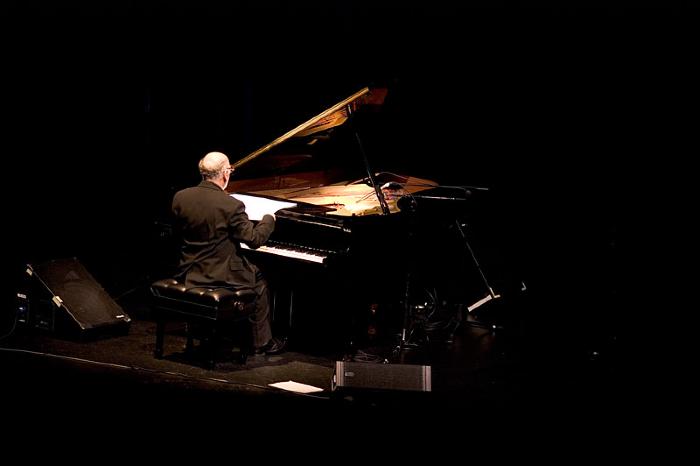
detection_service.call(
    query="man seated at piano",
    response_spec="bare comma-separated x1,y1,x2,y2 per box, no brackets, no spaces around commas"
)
171,151,287,355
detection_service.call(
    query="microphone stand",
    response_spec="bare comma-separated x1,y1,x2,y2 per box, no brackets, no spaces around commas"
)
407,184,504,337
342,103,392,360
454,219,502,330
410,183,501,318
348,104,391,215
390,182,504,358
393,208,421,358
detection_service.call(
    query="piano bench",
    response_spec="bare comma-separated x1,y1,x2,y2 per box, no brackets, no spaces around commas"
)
150,278,256,369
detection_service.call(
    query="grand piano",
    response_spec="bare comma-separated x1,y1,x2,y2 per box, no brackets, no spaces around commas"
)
228,87,438,259
225,87,472,347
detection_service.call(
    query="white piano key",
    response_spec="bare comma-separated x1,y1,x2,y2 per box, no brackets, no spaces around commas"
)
240,243,326,264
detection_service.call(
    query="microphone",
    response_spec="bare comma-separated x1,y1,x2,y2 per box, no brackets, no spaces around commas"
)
381,181,404,190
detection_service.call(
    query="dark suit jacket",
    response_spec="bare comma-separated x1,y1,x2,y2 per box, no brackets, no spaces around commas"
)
172,180,275,289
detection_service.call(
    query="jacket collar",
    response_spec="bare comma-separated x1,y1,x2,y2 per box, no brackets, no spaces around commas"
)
198,180,224,191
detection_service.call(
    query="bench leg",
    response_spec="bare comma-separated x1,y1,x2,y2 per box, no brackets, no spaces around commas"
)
239,320,252,364
205,326,218,369
152,308,252,367
185,321,195,354
154,319,165,359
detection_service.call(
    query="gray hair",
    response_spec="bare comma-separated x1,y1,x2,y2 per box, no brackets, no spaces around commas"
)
198,151,230,180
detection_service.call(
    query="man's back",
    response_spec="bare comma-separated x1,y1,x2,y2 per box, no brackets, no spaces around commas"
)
168,151,282,353
172,180,274,288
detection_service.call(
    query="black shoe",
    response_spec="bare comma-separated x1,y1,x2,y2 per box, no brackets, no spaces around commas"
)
254,337,287,355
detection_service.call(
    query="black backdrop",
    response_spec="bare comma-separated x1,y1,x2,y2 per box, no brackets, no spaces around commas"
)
3,3,695,337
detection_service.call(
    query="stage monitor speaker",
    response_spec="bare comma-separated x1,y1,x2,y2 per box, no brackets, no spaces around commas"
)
22,257,131,338
332,361,432,393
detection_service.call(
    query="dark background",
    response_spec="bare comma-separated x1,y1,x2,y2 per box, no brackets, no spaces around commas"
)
2,2,695,340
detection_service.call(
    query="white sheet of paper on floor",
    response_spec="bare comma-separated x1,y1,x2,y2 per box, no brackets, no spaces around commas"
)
268,380,324,393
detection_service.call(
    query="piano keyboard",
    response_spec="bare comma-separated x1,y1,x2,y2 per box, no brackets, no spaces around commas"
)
240,242,328,264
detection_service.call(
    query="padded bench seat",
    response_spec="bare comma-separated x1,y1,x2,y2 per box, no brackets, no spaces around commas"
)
150,278,256,368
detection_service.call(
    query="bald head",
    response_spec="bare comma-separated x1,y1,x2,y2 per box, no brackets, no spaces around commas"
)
198,151,234,190
199,151,231,180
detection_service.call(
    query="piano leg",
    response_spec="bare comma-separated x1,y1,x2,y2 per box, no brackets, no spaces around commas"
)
288,289,294,330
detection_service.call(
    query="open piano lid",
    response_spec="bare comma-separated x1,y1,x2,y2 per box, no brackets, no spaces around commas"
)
226,87,437,217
